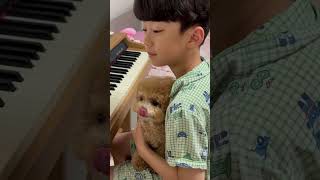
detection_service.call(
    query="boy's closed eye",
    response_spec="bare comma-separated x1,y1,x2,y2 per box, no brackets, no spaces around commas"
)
142,28,164,33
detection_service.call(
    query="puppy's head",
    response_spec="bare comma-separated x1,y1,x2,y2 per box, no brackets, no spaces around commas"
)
133,76,174,124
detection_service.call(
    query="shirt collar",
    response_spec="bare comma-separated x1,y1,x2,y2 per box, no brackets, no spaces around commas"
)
211,0,320,102
170,60,210,99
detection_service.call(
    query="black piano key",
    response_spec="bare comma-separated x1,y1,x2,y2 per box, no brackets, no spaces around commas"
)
124,50,141,54
19,0,76,10
110,74,124,79
110,74,122,79
112,62,132,69
122,51,141,57
110,75,122,80
0,47,39,60
110,86,115,91
114,61,133,66
0,38,45,52
1,19,58,33
13,1,72,16
112,63,131,69
115,60,133,66
110,67,128,74
0,25,54,40
7,7,67,22
111,62,131,69
110,78,120,83
110,84,117,88
118,56,137,62
122,53,140,57
111,67,128,72
0,54,34,68
0,98,4,107
0,19,58,40
0,69,23,82
0,79,16,92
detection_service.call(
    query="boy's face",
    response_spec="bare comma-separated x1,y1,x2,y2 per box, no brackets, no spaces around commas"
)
142,21,189,67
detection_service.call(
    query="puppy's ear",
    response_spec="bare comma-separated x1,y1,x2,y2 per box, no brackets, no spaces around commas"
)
158,76,175,94
131,86,140,113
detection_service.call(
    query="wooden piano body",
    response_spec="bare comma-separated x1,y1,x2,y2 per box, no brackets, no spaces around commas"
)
110,32,151,140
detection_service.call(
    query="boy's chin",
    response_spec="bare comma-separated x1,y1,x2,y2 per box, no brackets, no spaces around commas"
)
150,59,167,67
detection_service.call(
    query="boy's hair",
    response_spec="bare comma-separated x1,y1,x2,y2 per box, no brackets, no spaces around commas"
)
134,0,210,45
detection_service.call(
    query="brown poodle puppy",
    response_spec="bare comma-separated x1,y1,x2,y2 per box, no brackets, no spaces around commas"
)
131,76,175,172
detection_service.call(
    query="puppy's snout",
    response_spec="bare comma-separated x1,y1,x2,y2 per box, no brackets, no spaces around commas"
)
138,106,148,117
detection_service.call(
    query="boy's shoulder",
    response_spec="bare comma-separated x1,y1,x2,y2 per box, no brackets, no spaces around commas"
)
174,80,209,105
167,60,210,117
168,79,210,118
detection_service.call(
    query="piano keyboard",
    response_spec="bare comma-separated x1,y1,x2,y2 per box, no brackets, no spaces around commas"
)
0,0,107,177
5,0,77,23
110,50,149,116
0,0,78,107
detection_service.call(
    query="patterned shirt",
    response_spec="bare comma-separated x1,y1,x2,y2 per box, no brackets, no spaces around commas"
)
211,0,320,179
166,60,210,179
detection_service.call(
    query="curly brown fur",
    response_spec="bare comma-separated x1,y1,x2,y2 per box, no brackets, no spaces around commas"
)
131,76,174,172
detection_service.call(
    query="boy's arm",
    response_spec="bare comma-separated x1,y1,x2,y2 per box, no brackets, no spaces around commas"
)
133,121,206,180
140,145,205,180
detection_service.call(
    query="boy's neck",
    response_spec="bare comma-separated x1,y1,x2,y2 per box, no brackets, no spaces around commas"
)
169,49,202,79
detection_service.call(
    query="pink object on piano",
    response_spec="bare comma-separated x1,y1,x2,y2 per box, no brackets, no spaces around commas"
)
120,28,142,43
120,28,136,40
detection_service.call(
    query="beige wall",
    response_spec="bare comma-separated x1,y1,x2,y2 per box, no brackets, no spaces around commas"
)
110,0,141,32
110,10,141,32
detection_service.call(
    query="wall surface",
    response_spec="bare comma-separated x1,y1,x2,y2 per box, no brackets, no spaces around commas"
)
110,0,141,32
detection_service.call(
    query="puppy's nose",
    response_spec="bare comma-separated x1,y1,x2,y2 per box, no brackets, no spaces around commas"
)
138,107,148,117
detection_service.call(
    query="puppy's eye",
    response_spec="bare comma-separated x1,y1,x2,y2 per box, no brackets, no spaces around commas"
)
151,99,160,107
139,95,144,101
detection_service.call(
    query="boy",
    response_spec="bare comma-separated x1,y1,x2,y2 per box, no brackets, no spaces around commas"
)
211,0,320,179
111,0,210,179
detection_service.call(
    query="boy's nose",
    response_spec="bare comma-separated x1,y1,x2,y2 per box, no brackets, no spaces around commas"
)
144,34,152,47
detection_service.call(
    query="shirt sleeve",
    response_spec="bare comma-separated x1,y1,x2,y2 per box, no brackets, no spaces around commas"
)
165,103,208,170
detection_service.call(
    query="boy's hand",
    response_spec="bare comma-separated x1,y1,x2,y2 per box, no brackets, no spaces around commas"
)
132,120,148,154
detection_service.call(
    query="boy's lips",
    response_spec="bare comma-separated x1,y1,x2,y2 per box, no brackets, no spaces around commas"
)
147,52,157,56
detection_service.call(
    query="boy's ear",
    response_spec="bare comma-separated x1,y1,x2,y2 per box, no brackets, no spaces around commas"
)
187,26,205,48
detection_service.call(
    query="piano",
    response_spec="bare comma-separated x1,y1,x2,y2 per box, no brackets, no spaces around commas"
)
0,0,108,179
110,32,151,140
